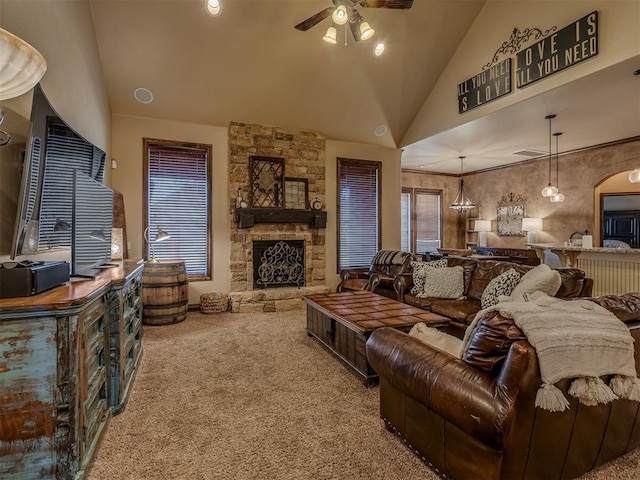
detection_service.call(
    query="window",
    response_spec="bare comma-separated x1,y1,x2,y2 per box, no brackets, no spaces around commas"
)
144,139,211,280
400,188,442,254
401,189,411,252
337,158,381,270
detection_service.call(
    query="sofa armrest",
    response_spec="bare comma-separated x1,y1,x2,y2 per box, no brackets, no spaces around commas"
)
366,328,536,449
339,268,370,281
393,272,414,302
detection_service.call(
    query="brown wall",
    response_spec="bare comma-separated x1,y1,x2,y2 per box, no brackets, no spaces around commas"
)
404,138,640,249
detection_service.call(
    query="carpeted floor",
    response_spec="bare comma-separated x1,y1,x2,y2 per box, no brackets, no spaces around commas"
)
89,310,640,480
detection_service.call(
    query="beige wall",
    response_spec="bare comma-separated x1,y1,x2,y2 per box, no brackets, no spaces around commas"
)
462,139,640,248
111,114,229,304
324,140,403,290
0,0,111,170
403,0,640,146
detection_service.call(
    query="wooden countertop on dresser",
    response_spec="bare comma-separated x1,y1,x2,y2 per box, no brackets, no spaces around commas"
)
0,259,143,313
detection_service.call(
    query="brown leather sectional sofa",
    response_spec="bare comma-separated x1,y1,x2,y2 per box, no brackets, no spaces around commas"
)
394,257,593,337
366,293,640,480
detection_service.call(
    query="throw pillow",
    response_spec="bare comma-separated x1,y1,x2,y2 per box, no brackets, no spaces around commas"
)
480,268,521,309
410,259,447,295
408,322,463,357
417,265,464,299
509,264,562,302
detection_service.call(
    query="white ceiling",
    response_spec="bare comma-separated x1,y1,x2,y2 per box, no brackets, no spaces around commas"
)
87,0,640,174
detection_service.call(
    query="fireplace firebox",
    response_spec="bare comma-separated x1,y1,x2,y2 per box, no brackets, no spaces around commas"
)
252,240,305,289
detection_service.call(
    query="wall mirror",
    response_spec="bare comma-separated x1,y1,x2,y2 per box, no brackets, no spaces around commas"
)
9,85,106,258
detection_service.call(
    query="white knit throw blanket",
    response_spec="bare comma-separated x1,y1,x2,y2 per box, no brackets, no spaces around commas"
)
478,293,640,412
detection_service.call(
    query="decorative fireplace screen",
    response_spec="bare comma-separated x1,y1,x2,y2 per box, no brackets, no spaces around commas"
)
253,240,304,288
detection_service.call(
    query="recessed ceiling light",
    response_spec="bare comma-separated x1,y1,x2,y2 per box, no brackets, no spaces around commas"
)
374,43,385,57
134,87,153,104
374,124,387,136
419,165,426,168
206,0,221,16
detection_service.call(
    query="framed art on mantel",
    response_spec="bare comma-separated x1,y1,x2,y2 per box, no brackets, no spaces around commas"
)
497,193,526,236
249,156,285,208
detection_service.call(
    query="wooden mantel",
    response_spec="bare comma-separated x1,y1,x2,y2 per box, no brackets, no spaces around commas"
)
233,208,327,229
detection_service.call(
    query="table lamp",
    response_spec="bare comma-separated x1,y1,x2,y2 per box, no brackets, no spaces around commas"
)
144,226,171,263
474,220,491,247
522,217,543,244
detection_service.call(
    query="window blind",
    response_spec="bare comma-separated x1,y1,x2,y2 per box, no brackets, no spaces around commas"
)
415,190,441,253
146,142,210,278
400,190,411,252
338,159,380,270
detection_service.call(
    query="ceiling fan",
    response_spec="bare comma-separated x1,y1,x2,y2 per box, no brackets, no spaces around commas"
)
295,0,414,43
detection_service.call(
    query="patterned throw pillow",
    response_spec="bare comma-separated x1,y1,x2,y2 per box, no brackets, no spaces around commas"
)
410,259,447,295
480,268,521,309
417,265,464,299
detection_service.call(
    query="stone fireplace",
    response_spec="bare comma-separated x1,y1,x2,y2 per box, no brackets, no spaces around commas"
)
228,122,330,312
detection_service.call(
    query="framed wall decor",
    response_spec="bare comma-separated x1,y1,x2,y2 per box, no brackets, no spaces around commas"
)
284,177,308,209
497,193,526,236
249,156,285,208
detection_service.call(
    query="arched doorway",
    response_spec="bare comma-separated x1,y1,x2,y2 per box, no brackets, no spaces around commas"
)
594,170,640,247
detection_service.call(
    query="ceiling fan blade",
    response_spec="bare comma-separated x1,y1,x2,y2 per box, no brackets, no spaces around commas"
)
349,21,361,42
359,0,413,9
294,7,334,31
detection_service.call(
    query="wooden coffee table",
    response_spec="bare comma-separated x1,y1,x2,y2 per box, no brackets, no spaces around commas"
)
303,291,449,386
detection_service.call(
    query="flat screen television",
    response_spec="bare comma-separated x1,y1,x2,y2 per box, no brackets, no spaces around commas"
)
71,170,113,277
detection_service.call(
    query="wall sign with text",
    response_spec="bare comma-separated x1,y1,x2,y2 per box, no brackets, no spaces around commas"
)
457,11,599,114
457,59,512,114
516,11,598,88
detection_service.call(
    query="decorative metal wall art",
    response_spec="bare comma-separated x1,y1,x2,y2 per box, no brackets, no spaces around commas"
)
483,25,557,70
249,156,284,208
497,192,526,237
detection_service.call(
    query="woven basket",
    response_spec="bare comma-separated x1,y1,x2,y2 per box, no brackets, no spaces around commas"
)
200,293,229,314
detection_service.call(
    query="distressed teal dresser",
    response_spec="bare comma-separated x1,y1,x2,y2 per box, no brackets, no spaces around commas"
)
0,260,143,479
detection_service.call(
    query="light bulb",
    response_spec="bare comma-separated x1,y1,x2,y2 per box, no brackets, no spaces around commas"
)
550,192,565,203
374,43,385,56
541,184,558,197
629,168,640,183
323,26,337,45
331,5,349,25
205,0,221,16
360,21,374,40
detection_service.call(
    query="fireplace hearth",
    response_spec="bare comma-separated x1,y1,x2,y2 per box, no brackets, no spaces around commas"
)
253,240,305,289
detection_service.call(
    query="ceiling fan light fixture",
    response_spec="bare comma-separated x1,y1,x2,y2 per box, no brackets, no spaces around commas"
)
205,0,221,16
323,26,338,44
332,5,349,26
359,21,375,41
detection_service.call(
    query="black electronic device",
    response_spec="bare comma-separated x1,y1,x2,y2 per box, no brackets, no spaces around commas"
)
0,260,70,298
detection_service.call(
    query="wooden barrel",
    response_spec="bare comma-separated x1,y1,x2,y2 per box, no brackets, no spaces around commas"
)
142,260,189,326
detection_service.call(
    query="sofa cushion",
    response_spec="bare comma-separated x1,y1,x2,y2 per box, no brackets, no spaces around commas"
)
467,260,530,301
446,257,476,295
555,268,587,297
372,250,413,266
481,268,521,309
509,263,561,302
417,266,464,299
404,293,434,310
430,298,481,323
408,322,463,357
410,259,447,295
461,311,526,374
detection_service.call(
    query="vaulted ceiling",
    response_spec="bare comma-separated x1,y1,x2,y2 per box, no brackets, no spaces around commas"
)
88,0,640,174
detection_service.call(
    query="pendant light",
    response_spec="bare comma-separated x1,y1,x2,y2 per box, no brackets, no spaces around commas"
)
541,114,559,197
550,132,565,203
449,156,476,214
